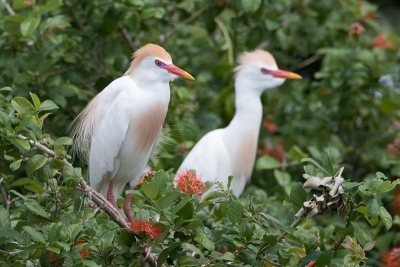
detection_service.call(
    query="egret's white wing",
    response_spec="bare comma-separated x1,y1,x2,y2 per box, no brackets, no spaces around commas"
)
89,91,131,195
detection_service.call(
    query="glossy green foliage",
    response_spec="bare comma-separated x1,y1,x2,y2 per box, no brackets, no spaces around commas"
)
1,0,400,266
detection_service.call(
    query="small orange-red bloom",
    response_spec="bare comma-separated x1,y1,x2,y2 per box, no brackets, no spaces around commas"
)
176,169,206,195
348,22,365,36
373,34,393,49
74,239,90,258
394,192,400,215
382,247,400,267
136,170,157,187
129,219,162,239
387,139,400,158
305,261,315,267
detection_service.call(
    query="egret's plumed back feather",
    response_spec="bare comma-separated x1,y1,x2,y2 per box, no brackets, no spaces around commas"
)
234,50,277,73
124,44,172,75
70,94,101,162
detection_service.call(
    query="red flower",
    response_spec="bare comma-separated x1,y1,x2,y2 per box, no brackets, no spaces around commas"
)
24,0,33,5
47,251,62,263
382,247,400,267
263,114,277,134
129,219,162,238
373,34,393,49
394,192,400,215
176,169,206,196
305,261,315,267
74,239,90,258
136,170,157,187
348,22,365,36
260,143,284,163
387,139,400,158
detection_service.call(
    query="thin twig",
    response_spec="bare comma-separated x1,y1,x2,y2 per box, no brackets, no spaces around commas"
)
257,216,303,258
159,6,208,45
1,0,15,15
81,81,98,94
0,177,10,211
290,54,322,71
119,25,136,51
16,134,129,228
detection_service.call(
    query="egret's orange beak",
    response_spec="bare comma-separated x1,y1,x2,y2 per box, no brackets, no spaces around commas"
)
165,64,195,80
270,69,302,79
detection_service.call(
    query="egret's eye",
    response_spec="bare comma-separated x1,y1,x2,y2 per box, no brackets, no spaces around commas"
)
261,68,270,74
155,60,162,66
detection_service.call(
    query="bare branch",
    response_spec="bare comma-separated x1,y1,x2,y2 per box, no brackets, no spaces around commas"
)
1,0,15,15
290,54,322,71
119,24,136,51
17,134,129,228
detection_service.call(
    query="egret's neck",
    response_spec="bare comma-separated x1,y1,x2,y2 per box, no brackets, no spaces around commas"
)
226,78,264,134
131,74,171,102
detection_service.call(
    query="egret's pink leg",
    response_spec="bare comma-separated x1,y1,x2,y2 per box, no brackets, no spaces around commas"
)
106,179,119,210
123,186,135,222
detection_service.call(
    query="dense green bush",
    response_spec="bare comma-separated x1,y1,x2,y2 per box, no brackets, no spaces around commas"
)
1,0,400,266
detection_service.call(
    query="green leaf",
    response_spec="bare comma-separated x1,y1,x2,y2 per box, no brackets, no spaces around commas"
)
38,100,59,111
142,181,159,200
379,206,392,230
376,172,388,180
322,151,334,176
217,252,235,261
0,87,12,91
15,139,31,151
376,180,397,194
259,212,284,227
238,249,258,266
41,15,70,29
157,191,180,210
298,250,323,265
26,155,47,177
363,194,382,219
181,243,203,258
48,223,62,242
47,247,60,254
301,158,330,176
194,233,215,252
286,145,308,162
82,260,100,267
141,7,166,19
23,226,46,244
316,250,332,267
290,183,307,211
38,0,63,14
241,0,261,12
351,221,372,246
10,159,22,171
25,199,50,218
228,200,243,225
11,97,35,114
20,17,40,36
256,155,281,170
54,137,73,146
0,206,10,228
29,92,41,110
227,176,233,190
357,206,378,226
62,166,81,187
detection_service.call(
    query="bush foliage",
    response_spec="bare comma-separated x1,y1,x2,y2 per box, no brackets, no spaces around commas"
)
1,0,400,266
